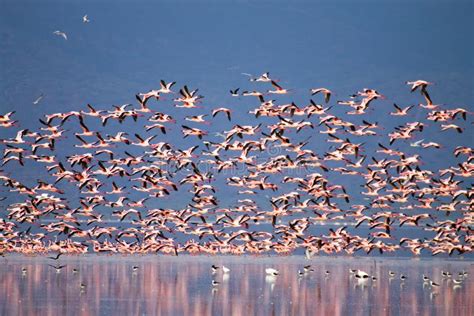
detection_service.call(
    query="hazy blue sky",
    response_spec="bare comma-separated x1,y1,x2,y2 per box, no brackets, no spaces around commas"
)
1,0,472,115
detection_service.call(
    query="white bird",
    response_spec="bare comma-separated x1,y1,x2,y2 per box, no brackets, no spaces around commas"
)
406,80,432,92
213,132,226,138
252,72,272,82
310,88,332,103
452,279,463,285
441,271,452,278
83,15,90,23
265,268,279,276
430,280,440,287
33,94,44,105
354,270,370,279
242,72,272,82
410,139,424,147
53,30,67,40
458,271,468,278
222,266,230,274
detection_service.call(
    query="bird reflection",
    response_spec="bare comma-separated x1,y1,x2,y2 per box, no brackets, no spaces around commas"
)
222,273,230,282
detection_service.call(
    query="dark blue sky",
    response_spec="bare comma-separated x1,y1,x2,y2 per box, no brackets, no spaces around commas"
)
1,0,472,116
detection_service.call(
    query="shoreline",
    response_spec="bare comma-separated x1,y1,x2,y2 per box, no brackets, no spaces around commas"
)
2,253,473,263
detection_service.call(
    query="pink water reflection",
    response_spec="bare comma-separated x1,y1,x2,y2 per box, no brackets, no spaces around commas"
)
0,255,472,315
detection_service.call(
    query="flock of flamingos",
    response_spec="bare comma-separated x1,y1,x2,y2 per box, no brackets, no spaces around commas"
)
0,73,472,257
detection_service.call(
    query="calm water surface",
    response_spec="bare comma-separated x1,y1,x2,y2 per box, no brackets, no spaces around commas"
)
0,255,472,316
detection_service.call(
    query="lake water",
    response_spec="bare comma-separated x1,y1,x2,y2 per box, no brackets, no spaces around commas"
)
0,255,472,315
0,0,472,257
